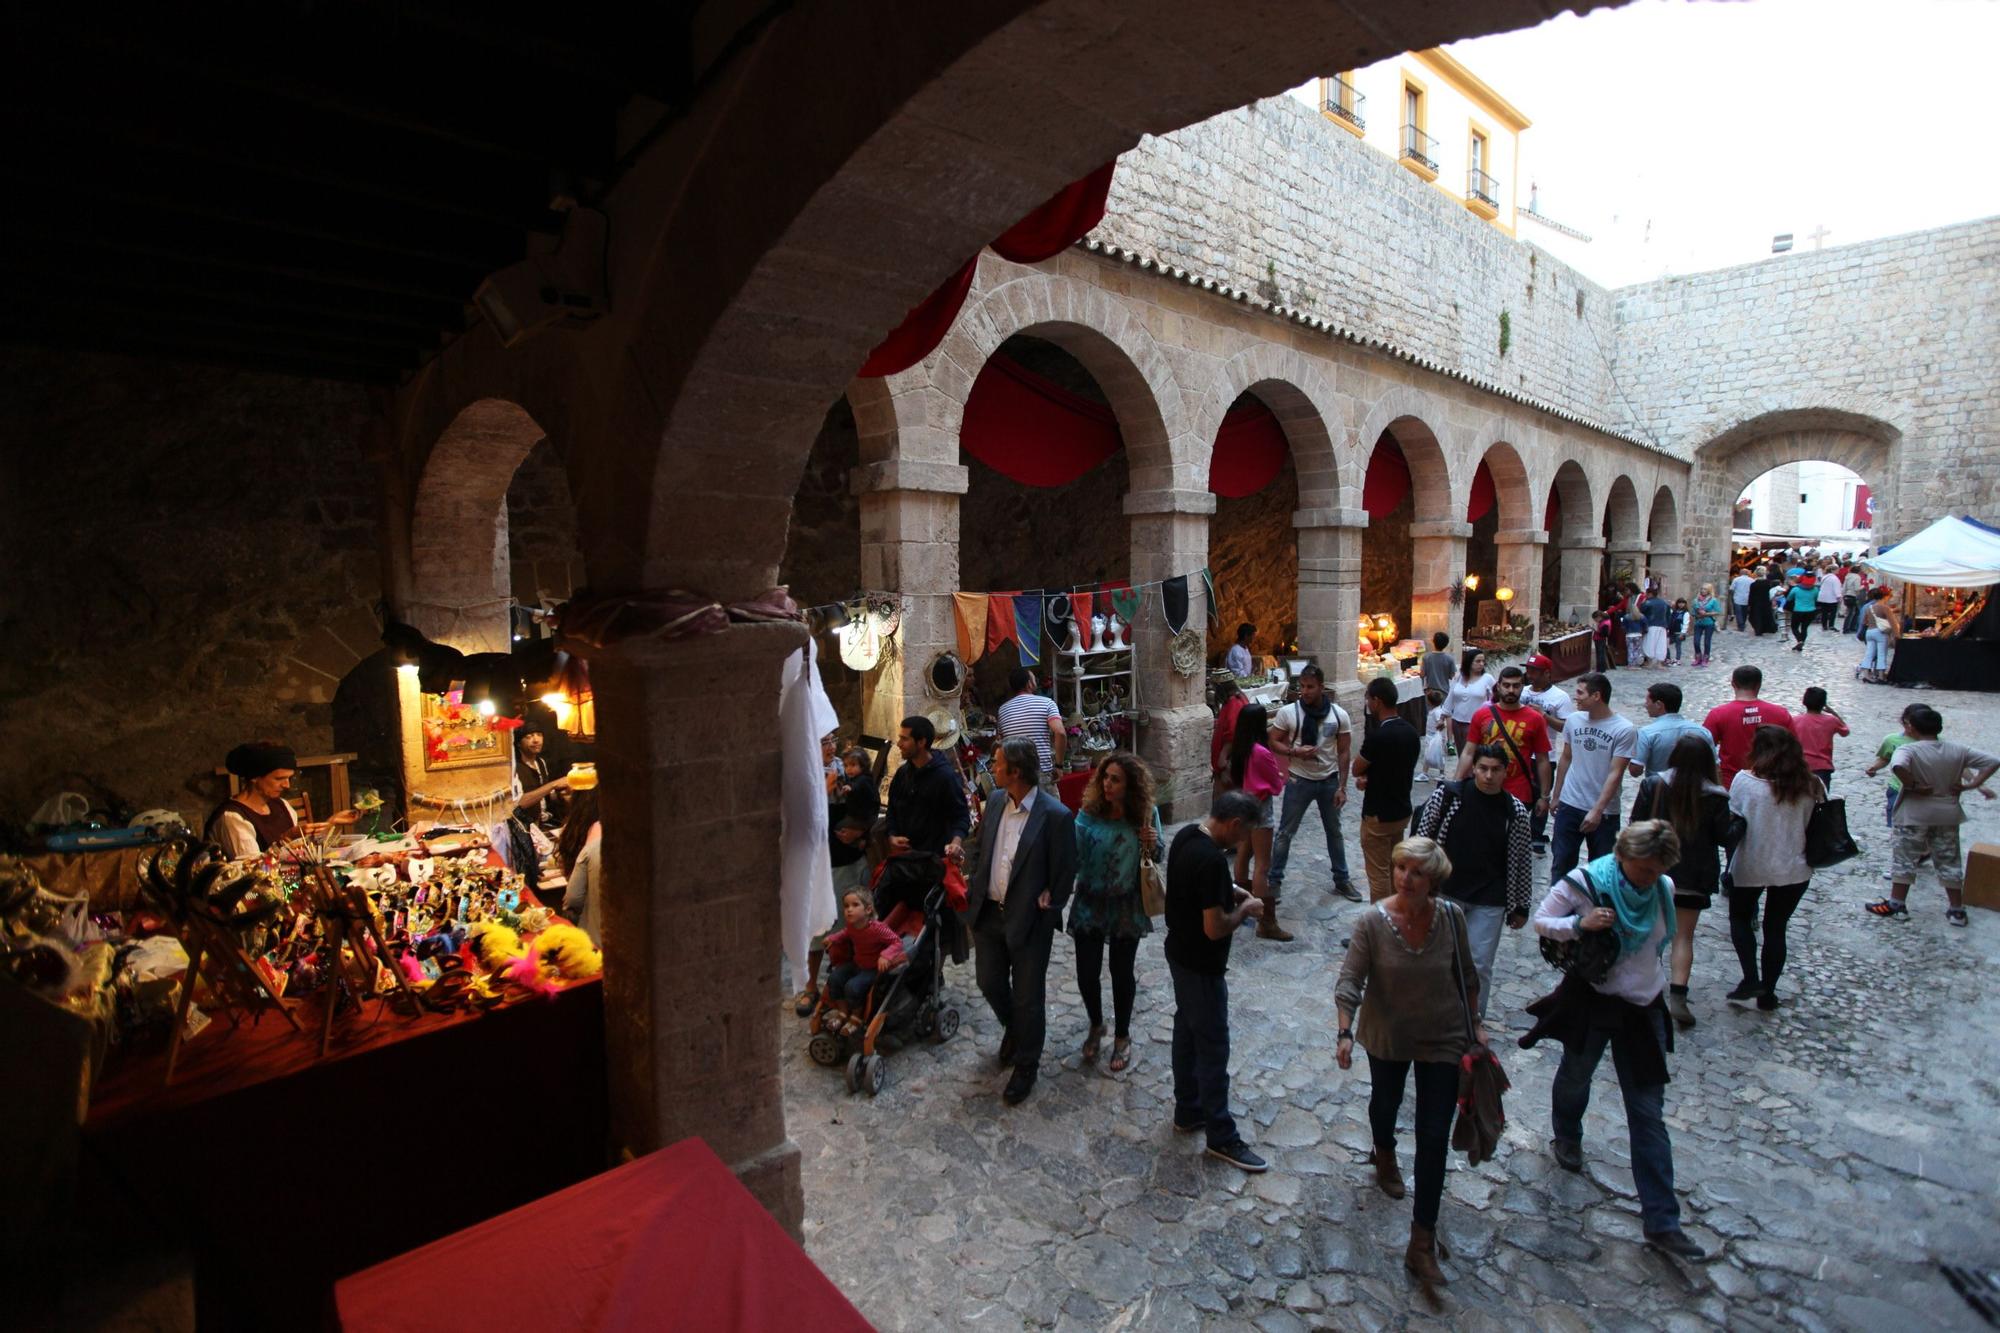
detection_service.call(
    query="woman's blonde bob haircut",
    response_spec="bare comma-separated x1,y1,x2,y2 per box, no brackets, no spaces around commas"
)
1390,836,1452,888
1617,818,1682,865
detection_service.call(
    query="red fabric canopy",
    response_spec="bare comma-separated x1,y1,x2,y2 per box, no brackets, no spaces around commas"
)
1544,488,1560,532
1363,439,1410,518
1853,483,1872,529
858,162,1117,378
962,353,1121,486
1208,397,1289,497
1466,459,1495,523
336,1139,870,1333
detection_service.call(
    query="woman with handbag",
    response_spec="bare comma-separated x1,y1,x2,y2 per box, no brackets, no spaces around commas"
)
1630,734,1735,1028
1334,836,1483,1294
1224,705,1292,941
1527,820,1706,1263
1724,726,1823,1011
1066,751,1161,1072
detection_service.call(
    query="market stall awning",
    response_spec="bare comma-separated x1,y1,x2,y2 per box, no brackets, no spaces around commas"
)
1864,515,2000,588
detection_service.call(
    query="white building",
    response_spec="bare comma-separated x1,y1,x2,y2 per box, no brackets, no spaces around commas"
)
1735,460,1871,542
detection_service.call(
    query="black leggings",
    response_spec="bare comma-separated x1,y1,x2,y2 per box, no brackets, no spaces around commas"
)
1790,614,1810,648
1729,881,1809,990
1367,1054,1459,1229
1073,932,1139,1038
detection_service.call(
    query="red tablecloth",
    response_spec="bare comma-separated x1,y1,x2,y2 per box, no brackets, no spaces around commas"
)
336,1139,872,1333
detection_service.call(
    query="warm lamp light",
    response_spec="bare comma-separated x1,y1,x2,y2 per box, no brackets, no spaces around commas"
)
396,662,420,676
1496,586,1515,602
476,698,497,717
1463,573,1481,592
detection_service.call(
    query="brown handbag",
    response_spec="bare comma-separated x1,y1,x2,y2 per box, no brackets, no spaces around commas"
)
1444,903,1510,1165
1139,849,1167,918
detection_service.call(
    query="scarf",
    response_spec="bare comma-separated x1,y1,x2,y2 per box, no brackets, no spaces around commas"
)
1582,852,1671,960
1298,694,1332,746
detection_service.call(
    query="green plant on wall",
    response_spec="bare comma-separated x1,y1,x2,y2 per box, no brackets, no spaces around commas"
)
1498,308,1512,357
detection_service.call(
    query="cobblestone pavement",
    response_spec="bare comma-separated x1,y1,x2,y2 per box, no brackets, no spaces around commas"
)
783,622,2000,1331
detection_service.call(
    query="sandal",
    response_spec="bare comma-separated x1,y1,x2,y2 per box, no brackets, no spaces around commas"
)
1863,898,1909,918
792,986,819,1017
1081,1024,1105,1063
1108,1037,1132,1073
1946,908,1969,927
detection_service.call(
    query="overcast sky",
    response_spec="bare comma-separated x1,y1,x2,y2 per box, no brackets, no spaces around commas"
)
1448,0,2000,287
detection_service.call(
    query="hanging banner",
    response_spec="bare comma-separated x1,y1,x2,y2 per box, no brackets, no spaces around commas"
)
1161,575,1191,635
1012,594,1044,667
952,592,990,664
1207,397,1289,497
962,353,1121,487
856,255,980,379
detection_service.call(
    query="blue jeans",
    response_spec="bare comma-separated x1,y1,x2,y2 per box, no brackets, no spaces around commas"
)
1549,803,1620,883
1269,774,1352,892
1457,902,1506,1020
826,962,877,1007
1692,622,1715,658
1668,635,1684,662
1732,602,1748,630
1550,1005,1680,1233
1168,959,1237,1148
1863,627,1890,671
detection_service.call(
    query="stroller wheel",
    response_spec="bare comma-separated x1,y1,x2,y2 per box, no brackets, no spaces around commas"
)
863,1054,887,1097
808,1033,842,1067
913,1004,936,1038
933,1006,960,1044
844,1053,863,1095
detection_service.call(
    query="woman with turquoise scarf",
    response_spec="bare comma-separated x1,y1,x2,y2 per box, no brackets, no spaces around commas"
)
1067,751,1162,1073
1523,819,1708,1264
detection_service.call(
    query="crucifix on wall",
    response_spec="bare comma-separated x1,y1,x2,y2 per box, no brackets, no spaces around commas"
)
1808,224,1832,250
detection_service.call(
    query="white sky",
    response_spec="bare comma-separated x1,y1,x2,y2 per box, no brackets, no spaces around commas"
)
1447,0,2000,287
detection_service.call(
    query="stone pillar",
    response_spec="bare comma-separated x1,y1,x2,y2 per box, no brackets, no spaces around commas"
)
1608,544,1651,589
1557,536,1606,620
1650,551,1688,599
853,460,968,755
1409,520,1472,645
585,622,807,1234
1296,507,1367,712
1128,488,1214,821
1494,530,1546,642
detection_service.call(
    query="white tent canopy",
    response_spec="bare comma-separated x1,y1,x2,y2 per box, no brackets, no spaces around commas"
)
1864,516,2000,588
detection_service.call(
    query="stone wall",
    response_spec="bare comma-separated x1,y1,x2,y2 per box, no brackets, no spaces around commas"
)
0,348,382,824
1096,95,1622,426
1206,456,1299,662
1358,493,1415,637
505,436,584,611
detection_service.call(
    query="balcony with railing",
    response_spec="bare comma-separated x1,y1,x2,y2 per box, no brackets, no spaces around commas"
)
1467,165,1498,208
1320,76,1365,132
1400,123,1438,178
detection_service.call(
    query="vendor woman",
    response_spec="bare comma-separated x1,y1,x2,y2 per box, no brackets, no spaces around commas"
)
206,742,306,857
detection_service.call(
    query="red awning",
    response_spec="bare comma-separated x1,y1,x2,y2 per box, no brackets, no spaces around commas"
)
1207,397,1289,497
961,353,1121,487
1363,439,1410,518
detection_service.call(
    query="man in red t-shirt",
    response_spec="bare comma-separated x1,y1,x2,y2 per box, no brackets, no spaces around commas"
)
1454,666,1552,815
1702,663,1796,789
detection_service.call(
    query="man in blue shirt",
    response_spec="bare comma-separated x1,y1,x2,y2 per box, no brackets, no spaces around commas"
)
1627,682,1714,778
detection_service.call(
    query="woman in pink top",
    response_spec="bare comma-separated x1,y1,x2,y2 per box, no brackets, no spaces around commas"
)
1224,704,1292,942
1793,687,1850,788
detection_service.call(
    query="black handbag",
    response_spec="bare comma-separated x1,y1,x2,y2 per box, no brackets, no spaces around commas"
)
1805,794,1859,868
1537,866,1620,985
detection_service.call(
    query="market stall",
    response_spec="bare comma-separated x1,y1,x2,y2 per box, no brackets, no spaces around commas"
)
1866,516,2000,692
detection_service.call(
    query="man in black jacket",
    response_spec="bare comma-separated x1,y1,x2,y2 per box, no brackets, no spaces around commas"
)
885,715,969,860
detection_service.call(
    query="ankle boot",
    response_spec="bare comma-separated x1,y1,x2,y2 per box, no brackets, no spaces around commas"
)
1405,1222,1447,1288
1257,898,1294,942
1371,1145,1406,1199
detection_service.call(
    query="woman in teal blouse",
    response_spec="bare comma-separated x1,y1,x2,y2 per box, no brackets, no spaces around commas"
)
1067,751,1162,1072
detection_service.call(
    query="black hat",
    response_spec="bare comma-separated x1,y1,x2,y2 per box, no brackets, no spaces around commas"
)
225,742,297,779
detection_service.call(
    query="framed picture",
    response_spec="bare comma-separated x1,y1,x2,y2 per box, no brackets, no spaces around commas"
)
420,688,508,771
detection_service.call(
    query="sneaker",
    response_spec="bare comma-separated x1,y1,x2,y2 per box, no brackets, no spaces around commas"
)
1333,880,1363,902
1206,1139,1269,1173
1644,1229,1710,1263
1550,1138,1584,1172
1756,990,1780,1011
1725,980,1761,1004
1946,908,1969,927
1863,898,1910,919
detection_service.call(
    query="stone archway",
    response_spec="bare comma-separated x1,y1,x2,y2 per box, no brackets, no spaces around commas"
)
1469,439,1539,636
405,399,550,653
1602,474,1645,591
1357,406,1457,645
1545,459,1597,621
1647,484,1685,595
1691,408,1900,579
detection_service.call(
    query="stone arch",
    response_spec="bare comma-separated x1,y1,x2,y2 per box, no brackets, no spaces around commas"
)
1603,474,1644,548
1466,437,1538,633
1543,458,1599,620
1193,342,1343,508
407,398,549,652
1648,484,1681,550
1357,388,1458,522
1546,459,1595,543
1692,407,1901,578
1473,438,1535,531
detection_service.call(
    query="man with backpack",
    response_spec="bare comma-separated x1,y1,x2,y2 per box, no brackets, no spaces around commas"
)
1414,744,1532,1018
1454,665,1551,819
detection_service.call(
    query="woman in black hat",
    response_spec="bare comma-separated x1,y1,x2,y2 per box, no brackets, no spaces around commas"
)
205,741,308,858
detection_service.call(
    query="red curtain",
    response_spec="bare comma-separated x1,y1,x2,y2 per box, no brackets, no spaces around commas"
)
1544,488,1560,532
858,161,1117,378
961,353,1121,486
1362,439,1410,518
1466,459,1495,523
1208,397,1289,497
1852,483,1872,529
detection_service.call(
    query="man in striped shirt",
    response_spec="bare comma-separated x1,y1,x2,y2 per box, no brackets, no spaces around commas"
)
998,668,1067,792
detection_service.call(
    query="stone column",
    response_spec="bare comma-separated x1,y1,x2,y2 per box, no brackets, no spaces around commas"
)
1608,543,1651,589
1409,520,1472,645
1296,507,1367,712
1128,488,1214,821
1650,551,1688,599
1494,530,1546,642
584,620,807,1234
1557,535,1606,620
853,460,968,754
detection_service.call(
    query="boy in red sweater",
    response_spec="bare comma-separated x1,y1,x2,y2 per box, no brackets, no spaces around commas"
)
823,890,906,1031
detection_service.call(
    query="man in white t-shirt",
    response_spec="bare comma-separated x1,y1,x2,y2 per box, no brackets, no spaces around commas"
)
1729,570,1754,632
1267,664,1359,901
1520,654,1575,855
997,667,1066,792
1548,671,1639,882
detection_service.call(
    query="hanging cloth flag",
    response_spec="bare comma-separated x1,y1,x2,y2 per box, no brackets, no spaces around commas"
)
1044,594,1073,650
1201,567,1221,627
1069,590,1093,637
952,592,990,664
1161,575,1191,636
1108,584,1141,625
985,593,1018,659
1012,593,1044,667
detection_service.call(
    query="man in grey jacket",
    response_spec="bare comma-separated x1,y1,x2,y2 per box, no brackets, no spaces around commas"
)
962,737,1077,1105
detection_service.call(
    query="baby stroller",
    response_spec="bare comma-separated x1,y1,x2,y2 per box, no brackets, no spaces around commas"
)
807,855,967,1096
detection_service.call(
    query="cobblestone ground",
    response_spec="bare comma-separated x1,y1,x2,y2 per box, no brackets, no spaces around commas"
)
783,621,2000,1331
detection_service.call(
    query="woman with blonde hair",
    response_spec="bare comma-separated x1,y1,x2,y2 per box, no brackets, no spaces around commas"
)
1335,836,1482,1293
1691,583,1723,667
1067,751,1162,1071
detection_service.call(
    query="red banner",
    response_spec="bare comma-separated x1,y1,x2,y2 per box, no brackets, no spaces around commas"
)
1363,439,1410,518
1207,397,1289,497
1467,459,1495,523
961,353,1121,486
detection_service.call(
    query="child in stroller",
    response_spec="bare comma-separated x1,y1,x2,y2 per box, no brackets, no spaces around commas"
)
806,852,968,1096
820,890,905,1036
